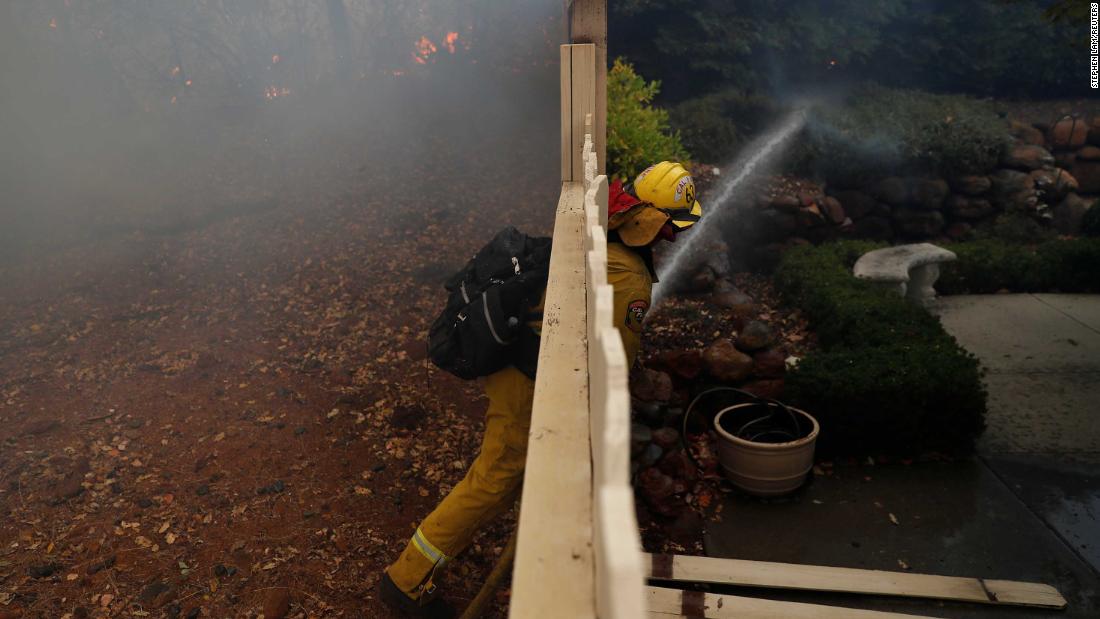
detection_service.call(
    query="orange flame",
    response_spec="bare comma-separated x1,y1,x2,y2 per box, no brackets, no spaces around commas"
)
49,17,57,29
413,36,438,64
264,86,291,100
443,32,459,54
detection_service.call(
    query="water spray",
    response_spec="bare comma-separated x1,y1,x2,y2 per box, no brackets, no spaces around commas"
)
652,108,810,307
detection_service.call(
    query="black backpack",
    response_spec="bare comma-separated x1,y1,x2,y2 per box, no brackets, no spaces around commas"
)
428,227,552,380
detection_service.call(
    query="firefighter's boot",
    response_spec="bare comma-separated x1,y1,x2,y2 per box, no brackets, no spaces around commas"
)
383,366,534,605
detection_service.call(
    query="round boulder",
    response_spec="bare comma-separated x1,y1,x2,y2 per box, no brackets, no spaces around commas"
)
948,175,992,196
990,169,1033,197
652,427,681,450
946,195,995,220
1009,120,1046,146
650,349,704,381
796,204,827,228
638,466,675,502
736,321,776,352
1030,168,1079,203
1053,193,1093,236
631,424,653,455
639,443,664,468
870,177,910,206
1089,118,1100,147
630,368,673,404
1050,117,1090,149
658,449,699,481
1000,144,1055,171
910,178,949,210
740,379,785,401
1070,159,1100,194
831,189,877,220
892,209,945,239
714,290,755,317
770,194,801,213
686,265,717,293
752,348,787,379
1079,145,1100,161
821,196,846,224
702,339,755,383
1055,152,1077,169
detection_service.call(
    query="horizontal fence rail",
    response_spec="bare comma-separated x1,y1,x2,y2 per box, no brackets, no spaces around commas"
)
510,42,644,618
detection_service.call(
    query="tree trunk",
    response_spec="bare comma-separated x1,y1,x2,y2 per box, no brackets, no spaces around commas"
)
325,0,352,77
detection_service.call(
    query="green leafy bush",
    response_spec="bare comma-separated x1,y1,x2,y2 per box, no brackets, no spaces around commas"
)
669,88,785,163
786,345,986,457
937,239,1100,294
607,58,690,180
972,213,1055,244
1081,202,1100,237
611,1,1087,102
801,86,1008,185
775,241,987,457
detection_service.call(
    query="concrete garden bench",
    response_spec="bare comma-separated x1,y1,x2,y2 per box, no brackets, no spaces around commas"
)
853,243,957,305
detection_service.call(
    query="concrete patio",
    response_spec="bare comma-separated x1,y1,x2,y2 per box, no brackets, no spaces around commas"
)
703,294,1100,618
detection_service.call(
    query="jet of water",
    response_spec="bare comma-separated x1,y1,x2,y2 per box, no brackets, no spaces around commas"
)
652,108,809,307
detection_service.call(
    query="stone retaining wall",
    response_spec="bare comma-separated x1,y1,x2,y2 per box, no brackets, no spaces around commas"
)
724,116,1098,269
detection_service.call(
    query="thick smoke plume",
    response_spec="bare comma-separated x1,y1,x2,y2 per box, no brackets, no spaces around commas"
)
0,1,562,265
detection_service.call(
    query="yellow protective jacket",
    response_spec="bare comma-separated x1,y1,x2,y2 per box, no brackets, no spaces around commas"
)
526,240,653,366
385,239,653,602
606,240,654,367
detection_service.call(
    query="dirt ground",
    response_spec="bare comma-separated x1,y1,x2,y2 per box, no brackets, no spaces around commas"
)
0,92,560,618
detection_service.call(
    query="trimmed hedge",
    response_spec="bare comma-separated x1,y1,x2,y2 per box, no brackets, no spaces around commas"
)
801,86,1008,186
1083,205,1100,238
938,239,1100,294
775,241,986,457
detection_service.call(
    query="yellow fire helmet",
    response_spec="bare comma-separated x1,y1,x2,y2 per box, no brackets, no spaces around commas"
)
608,162,703,247
633,161,703,230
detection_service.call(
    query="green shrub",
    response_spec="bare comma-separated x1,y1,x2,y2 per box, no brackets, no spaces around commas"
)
973,213,1055,244
775,241,987,457
669,89,786,163
786,344,986,457
1081,202,1100,237
612,2,1085,102
938,238,1100,294
1039,240,1100,291
607,58,690,180
802,86,1008,185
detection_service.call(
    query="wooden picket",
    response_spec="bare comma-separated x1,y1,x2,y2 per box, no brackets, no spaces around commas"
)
511,7,643,615
583,129,648,619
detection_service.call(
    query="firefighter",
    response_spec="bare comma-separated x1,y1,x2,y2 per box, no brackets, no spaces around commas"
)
377,161,702,617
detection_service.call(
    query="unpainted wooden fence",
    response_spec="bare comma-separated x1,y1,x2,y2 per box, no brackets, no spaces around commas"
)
508,41,646,619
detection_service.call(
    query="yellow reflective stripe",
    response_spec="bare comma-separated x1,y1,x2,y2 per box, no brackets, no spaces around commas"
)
411,528,449,566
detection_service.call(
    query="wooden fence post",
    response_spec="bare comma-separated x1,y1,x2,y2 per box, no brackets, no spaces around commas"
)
561,44,596,182
569,0,607,175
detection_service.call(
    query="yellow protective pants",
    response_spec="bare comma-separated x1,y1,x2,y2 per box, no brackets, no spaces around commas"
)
385,366,535,600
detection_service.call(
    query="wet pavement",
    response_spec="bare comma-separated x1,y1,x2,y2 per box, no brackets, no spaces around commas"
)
938,294,1100,575
702,294,1100,618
